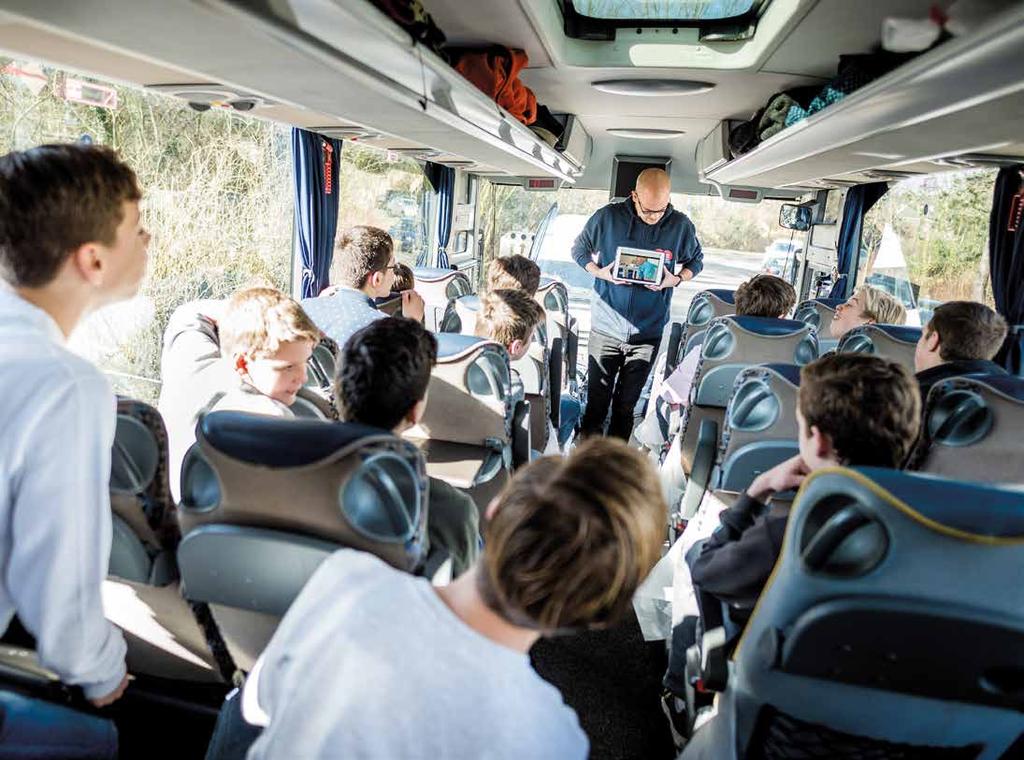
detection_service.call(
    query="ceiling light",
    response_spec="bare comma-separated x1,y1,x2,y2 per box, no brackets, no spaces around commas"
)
607,128,684,139
592,79,715,96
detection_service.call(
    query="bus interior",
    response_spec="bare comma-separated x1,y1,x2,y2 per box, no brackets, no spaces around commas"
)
0,0,1023,757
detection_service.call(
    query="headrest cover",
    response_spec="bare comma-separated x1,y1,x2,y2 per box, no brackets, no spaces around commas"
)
872,324,923,344
729,315,809,337
199,413,388,468
455,294,481,312
964,374,1024,403
706,288,736,304
763,363,803,386
827,467,1024,540
413,266,459,282
435,331,498,360
111,415,160,494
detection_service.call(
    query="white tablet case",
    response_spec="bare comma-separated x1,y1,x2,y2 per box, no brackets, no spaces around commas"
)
614,246,665,285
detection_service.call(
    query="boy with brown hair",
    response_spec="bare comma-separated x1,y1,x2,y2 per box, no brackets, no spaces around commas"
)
689,353,921,614
239,438,665,759
486,254,541,296
0,144,149,708
474,288,546,361
212,287,322,417
392,262,416,293
302,225,424,348
914,300,1009,400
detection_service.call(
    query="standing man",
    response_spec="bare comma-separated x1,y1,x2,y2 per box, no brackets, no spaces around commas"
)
573,168,703,439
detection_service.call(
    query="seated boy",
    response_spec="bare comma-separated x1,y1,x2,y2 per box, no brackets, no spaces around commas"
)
393,262,416,293
335,317,480,577
636,274,796,451
0,144,145,708
914,300,1008,400
689,354,920,616
486,254,541,296
302,225,424,348
211,287,321,417
829,284,907,340
474,289,560,453
236,438,665,759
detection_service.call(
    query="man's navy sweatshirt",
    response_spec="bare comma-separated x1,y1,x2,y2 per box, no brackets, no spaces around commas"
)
572,199,703,343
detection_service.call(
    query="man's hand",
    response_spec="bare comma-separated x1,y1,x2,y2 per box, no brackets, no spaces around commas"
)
747,454,811,502
645,270,683,291
401,290,425,322
585,260,621,284
90,673,131,708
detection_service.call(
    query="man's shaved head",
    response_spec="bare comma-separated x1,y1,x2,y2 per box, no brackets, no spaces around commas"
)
632,168,671,224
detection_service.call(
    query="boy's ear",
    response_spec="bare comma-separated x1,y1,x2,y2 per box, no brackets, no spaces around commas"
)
408,397,428,427
925,328,941,354
508,338,524,358
484,497,500,522
232,353,249,378
71,243,105,287
810,424,836,462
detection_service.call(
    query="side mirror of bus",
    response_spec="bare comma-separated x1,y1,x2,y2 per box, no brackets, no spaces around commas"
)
779,204,812,232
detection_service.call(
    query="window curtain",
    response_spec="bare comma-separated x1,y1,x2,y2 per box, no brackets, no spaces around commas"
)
423,161,455,269
292,128,342,298
988,165,1024,374
829,182,889,299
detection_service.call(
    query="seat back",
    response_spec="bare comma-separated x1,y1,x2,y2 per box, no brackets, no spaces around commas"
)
512,342,552,452
837,324,922,371
679,317,817,475
405,333,519,496
536,277,574,390
413,266,473,331
453,293,481,337
907,375,1024,484
794,297,844,332
691,468,1024,759
715,364,802,496
109,398,179,584
669,289,736,374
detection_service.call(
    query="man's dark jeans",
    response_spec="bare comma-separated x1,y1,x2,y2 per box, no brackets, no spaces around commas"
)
581,331,660,440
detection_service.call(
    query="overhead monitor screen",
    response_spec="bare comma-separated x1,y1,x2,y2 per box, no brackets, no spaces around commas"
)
611,156,672,200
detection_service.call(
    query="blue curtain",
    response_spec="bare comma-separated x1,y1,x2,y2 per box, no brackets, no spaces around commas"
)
988,165,1024,374
292,128,342,298
423,161,455,269
829,182,889,299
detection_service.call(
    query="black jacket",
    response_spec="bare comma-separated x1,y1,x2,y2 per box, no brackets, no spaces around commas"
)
688,493,787,612
916,359,1008,402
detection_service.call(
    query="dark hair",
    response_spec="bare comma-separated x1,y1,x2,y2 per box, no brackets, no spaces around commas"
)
925,301,1008,362
799,354,920,468
486,255,541,296
478,437,665,632
393,263,415,292
0,144,141,287
336,316,437,430
735,274,796,318
330,226,393,289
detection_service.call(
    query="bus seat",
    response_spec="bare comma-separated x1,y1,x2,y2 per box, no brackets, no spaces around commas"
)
412,266,473,332
837,324,922,371
906,374,1024,484
678,317,817,519
536,277,576,388
794,297,845,331
305,335,338,393
512,341,552,452
683,468,1024,759
715,364,802,498
109,398,179,585
177,412,428,666
667,289,736,376
453,294,480,337
404,333,523,507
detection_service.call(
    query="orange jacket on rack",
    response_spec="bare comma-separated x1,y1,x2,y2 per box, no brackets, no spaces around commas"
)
453,47,537,126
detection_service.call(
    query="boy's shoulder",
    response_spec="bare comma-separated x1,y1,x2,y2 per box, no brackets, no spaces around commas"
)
212,386,294,418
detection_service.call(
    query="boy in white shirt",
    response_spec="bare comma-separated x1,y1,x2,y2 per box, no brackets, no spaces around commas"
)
225,437,665,759
211,287,321,417
0,144,150,706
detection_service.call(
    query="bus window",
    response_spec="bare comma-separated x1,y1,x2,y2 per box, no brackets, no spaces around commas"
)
0,58,293,404
855,168,997,326
337,144,430,266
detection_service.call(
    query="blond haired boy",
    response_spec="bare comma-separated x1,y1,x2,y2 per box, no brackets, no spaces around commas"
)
213,287,321,417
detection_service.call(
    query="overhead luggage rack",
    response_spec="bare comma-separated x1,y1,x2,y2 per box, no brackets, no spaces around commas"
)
699,2,1024,189
0,0,587,182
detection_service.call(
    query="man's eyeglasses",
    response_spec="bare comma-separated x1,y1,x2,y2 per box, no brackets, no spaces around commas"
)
632,192,667,218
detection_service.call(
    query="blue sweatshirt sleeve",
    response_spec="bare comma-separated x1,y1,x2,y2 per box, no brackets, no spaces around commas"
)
679,220,704,278
572,208,605,270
